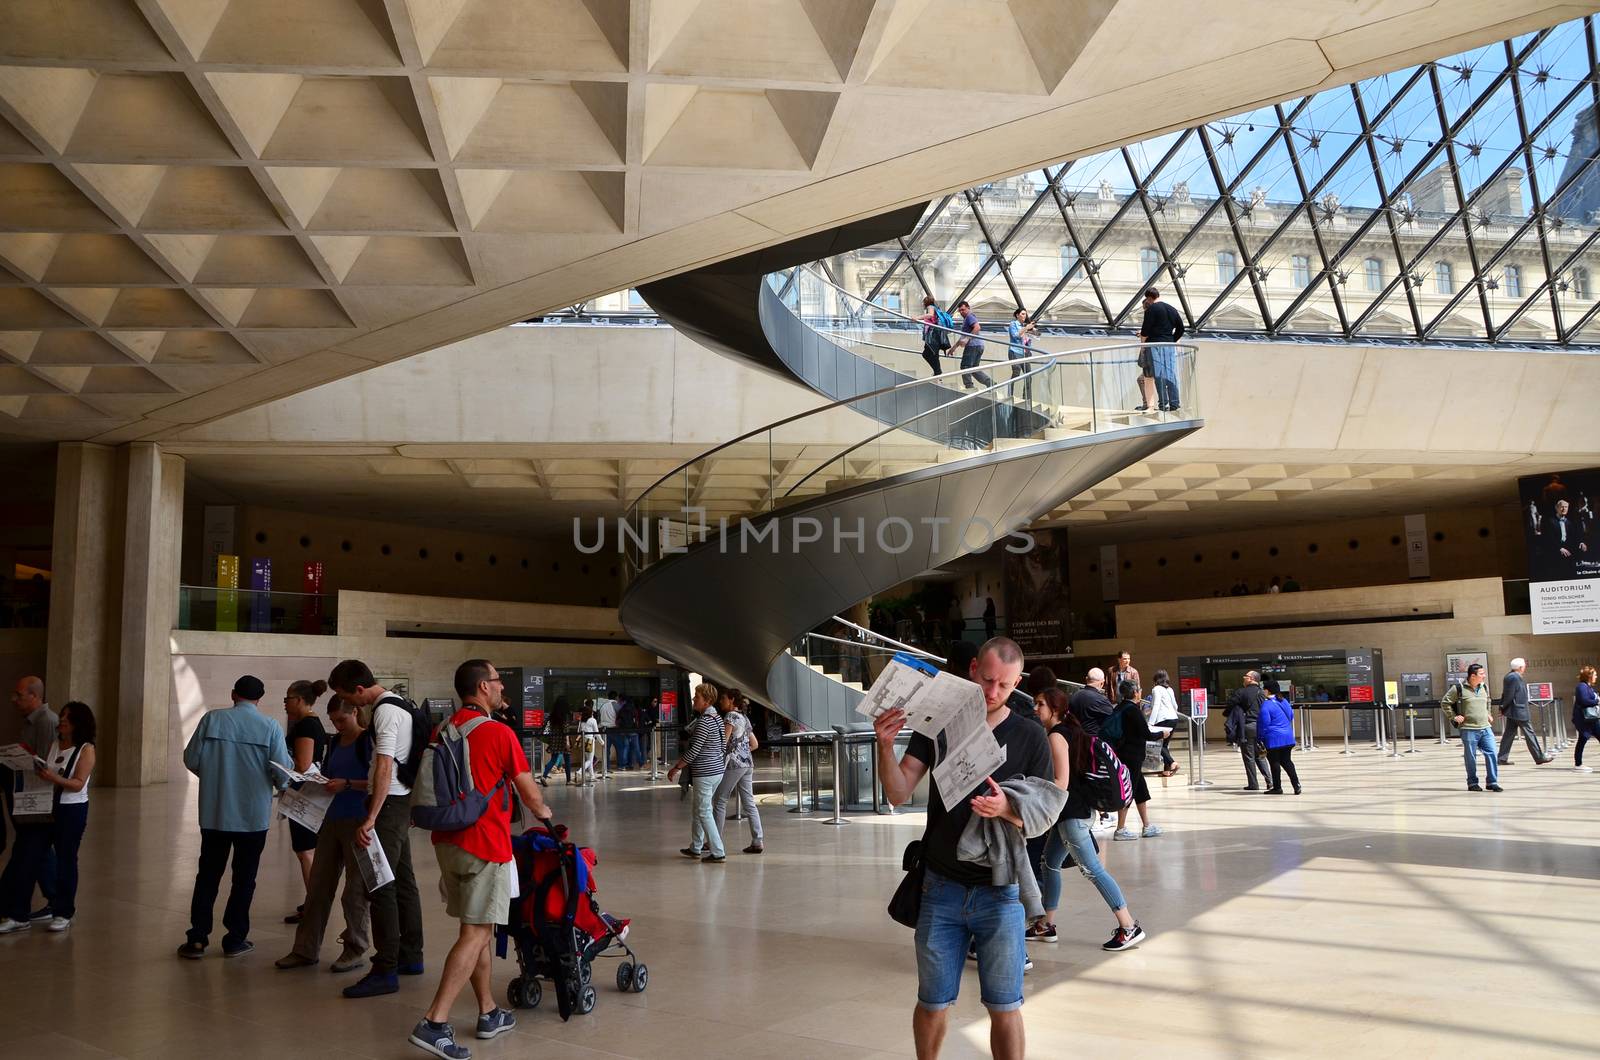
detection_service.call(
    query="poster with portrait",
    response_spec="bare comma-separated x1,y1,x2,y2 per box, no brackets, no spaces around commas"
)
1518,468,1600,634
1003,527,1071,659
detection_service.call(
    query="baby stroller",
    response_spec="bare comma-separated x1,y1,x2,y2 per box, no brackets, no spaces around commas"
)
500,823,647,1020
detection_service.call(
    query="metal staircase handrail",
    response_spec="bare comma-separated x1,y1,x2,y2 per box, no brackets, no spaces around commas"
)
625,338,1174,522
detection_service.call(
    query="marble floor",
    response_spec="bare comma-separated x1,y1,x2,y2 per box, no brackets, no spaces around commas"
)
1,741,1597,1059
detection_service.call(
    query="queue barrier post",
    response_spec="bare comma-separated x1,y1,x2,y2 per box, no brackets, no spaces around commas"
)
1437,705,1447,745
789,742,807,813
1340,706,1355,755
823,728,849,826
1550,698,1568,752
1181,712,1214,788
1404,707,1420,754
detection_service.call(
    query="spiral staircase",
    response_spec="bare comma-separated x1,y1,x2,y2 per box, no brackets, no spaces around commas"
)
619,213,1203,728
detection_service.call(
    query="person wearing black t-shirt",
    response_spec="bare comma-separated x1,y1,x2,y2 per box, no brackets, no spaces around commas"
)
282,679,331,924
874,638,1051,1060
1028,689,1144,951
1136,287,1185,411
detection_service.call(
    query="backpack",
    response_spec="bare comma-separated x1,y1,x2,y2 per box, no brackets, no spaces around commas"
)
1100,706,1125,744
374,693,431,789
410,715,511,832
925,307,954,351
1080,737,1133,812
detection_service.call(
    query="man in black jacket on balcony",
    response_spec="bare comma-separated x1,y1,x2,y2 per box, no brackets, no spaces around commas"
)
1137,288,1185,412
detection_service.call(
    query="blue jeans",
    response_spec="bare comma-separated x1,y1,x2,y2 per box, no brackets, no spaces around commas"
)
1460,727,1499,786
914,868,1025,1012
1039,815,1125,914
959,345,993,388
621,732,643,769
688,773,725,857
1151,344,1179,409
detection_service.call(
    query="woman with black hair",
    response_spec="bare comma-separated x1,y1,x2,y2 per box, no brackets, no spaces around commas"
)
1147,669,1180,777
1258,678,1301,794
26,701,96,932
1030,689,1146,951
1108,680,1161,840
283,678,330,923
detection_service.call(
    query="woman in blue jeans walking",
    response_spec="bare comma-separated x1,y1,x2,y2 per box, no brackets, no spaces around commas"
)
1028,689,1146,952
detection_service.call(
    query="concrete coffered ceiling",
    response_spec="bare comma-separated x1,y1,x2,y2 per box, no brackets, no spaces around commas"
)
0,0,1591,444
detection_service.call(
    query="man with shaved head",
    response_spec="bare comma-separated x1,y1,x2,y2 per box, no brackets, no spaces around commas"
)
3,676,57,915
1067,667,1114,736
874,637,1052,1060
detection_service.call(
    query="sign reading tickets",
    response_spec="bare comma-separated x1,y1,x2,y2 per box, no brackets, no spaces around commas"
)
215,553,239,632
1519,467,1600,634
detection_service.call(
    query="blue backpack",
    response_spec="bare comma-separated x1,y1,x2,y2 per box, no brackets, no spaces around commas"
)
925,307,955,351
410,715,511,832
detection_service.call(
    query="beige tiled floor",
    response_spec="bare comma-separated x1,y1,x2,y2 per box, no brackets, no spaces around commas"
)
2,742,1598,1058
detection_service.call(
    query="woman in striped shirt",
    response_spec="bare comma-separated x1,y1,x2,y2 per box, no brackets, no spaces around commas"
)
668,683,727,862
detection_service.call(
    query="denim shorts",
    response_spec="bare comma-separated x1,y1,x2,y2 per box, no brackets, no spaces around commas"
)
914,868,1026,1012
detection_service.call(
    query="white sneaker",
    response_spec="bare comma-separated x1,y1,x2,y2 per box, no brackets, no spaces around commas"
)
0,918,29,935
1575,765,1594,773
46,917,71,932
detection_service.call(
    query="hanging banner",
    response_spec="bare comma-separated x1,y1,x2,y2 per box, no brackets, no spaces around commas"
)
1519,467,1600,634
300,561,324,635
249,557,271,632
1003,527,1072,658
1098,543,1119,602
1404,514,1430,578
215,554,239,632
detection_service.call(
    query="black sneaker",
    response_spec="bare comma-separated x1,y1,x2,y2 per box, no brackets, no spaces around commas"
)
702,853,727,863
222,940,254,959
28,906,52,922
1467,784,1483,791
1025,921,1057,944
176,941,206,960
679,847,703,859
1102,923,1147,952
1487,783,1504,792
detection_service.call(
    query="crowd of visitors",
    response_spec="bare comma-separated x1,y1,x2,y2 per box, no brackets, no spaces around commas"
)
2,642,1596,1060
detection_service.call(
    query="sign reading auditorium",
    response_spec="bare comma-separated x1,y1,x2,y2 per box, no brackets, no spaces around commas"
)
1519,467,1600,635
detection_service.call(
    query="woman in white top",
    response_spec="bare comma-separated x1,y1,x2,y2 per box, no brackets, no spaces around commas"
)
33,701,96,932
578,706,601,785
713,690,764,854
1146,670,1180,777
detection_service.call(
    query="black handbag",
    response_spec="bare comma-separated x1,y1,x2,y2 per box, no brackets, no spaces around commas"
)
887,839,925,928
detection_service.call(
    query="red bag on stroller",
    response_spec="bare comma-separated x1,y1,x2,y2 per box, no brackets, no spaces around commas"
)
519,836,611,943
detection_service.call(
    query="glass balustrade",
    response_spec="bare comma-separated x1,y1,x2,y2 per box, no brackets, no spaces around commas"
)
620,265,1198,582
177,585,338,636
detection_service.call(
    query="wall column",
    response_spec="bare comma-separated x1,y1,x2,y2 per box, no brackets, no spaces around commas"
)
116,444,185,787
45,441,184,786
45,443,118,722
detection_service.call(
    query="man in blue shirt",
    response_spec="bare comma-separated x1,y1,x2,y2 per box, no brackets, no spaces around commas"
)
178,674,290,959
